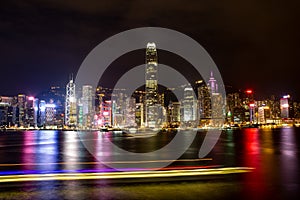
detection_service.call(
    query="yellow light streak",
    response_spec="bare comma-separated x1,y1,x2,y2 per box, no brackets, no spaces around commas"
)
0,167,253,183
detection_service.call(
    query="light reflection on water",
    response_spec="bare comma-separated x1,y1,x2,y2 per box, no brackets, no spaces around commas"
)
63,131,80,170
0,128,300,198
279,128,299,192
241,128,266,199
240,127,300,199
22,131,59,171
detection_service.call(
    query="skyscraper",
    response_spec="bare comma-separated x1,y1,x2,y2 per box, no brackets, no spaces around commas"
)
182,87,197,122
17,94,26,127
0,102,8,127
25,96,36,127
198,84,211,119
135,103,144,127
38,100,46,127
280,95,290,119
45,103,56,126
65,77,77,127
208,71,224,127
82,85,94,128
208,71,218,93
124,97,136,127
145,42,159,128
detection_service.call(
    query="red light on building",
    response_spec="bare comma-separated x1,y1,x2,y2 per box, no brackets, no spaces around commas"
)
246,89,253,94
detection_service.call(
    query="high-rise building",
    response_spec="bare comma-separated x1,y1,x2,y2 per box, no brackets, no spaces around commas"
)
25,96,35,127
77,98,83,128
135,103,144,127
198,84,211,119
167,101,181,127
258,105,271,124
33,98,39,127
145,42,159,128
0,96,15,127
182,87,197,122
65,78,77,127
18,94,26,127
226,92,245,123
0,102,8,127
112,92,126,128
208,71,218,93
280,95,290,119
45,103,56,126
82,85,94,128
38,100,46,127
207,71,224,127
124,97,136,127
101,100,112,126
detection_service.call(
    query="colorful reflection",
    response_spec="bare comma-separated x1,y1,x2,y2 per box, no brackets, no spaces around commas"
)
36,130,59,171
22,130,59,172
241,128,267,199
260,129,279,185
22,131,36,170
279,128,299,192
95,131,110,170
63,131,80,170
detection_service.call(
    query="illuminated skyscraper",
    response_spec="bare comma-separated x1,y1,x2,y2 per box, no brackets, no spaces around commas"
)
182,87,197,123
45,103,56,126
168,101,181,127
208,71,218,93
0,96,16,127
65,77,77,127
124,97,136,127
208,72,224,127
82,85,94,128
18,94,26,127
198,84,211,119
280,95,290,119
135,103,144,127
145,42,159,128
24,96,35,127
0,102,8,126
38,100,46,127
77,98,83,128
101,100,112,126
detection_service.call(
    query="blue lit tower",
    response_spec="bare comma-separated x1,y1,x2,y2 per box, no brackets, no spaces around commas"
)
145,42,159,128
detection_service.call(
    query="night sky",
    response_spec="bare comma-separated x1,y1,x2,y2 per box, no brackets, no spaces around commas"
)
1,0,299,100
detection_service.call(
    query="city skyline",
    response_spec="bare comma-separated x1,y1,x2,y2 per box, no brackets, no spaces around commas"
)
0,1,300,100
1,69,299,129
1,2,300,199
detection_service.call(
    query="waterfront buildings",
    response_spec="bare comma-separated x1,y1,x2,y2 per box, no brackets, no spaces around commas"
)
1,47,300,129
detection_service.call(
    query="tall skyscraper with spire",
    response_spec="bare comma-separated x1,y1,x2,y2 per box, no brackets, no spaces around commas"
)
208,71,218,94
65,76,77,127
208,71,224,127
145,42,159,128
